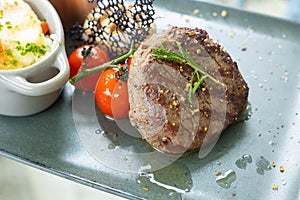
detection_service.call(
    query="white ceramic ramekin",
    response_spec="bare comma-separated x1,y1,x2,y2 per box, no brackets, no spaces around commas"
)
0,0,70,116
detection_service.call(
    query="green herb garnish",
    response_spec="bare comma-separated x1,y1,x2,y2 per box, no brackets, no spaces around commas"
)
5,21,12,29
11,59,18,66
0,10,4,19
5,49,13,57
152,42,221,102
16,42,48,58
2,59,18,66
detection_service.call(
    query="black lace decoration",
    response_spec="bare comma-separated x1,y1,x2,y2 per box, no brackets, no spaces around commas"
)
69,0,155,59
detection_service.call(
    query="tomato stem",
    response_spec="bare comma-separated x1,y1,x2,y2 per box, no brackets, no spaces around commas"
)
117,60,129,82
69,41,135,85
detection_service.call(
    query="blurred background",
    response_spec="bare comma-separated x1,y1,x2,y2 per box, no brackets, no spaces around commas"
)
1,0,299,200
202,0,299,21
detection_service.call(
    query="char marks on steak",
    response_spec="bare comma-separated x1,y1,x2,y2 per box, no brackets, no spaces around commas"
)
128,26,249,154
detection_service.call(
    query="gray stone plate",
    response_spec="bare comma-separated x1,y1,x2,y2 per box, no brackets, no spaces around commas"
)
1,0,300,199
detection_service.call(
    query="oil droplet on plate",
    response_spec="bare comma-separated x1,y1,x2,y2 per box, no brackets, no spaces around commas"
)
137,163,193,194
256,156,272,175
108,143,116,149
216,169,236,189
95,129,104,134
235,154,252,169
169,191,175,196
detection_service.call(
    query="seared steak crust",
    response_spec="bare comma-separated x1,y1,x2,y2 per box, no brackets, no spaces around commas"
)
128,26,249,154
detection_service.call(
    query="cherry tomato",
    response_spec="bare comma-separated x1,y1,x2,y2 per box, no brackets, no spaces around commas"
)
94,61,130,119
68,45,110,91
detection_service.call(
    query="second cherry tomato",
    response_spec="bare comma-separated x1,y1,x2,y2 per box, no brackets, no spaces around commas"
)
94,64,130,119
68,45,110,91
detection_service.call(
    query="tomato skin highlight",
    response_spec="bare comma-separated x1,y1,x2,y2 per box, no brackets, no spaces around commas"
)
95,68,130,119
68,45,110,91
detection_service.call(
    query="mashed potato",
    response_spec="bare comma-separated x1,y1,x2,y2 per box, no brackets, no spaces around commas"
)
0,0,53,70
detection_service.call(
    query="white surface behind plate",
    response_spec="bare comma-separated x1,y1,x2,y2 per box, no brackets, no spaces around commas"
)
0,156,125,200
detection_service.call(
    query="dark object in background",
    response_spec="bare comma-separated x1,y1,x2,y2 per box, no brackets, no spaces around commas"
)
49,0,95,29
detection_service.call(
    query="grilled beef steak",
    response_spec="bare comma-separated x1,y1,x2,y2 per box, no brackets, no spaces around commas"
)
128,26,249,154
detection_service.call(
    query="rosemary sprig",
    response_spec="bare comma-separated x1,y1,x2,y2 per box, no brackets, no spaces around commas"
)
152,42,220,102
69,41,135,85
188,72,208,103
